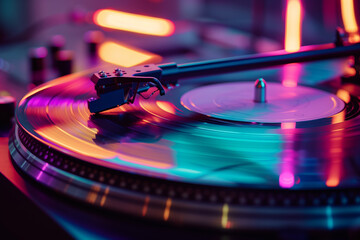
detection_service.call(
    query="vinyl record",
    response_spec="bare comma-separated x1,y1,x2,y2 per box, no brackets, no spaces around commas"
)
9,63,360,230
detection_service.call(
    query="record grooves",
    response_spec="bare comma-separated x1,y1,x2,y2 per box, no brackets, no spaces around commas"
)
4,1,360,237
8,66,360,230
11,126,360,207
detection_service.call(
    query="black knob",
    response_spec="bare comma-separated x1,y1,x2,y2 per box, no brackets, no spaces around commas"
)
49,35,65,68
29,47,47,85
84,30,104,57
56,50,73,77
0,94,16,125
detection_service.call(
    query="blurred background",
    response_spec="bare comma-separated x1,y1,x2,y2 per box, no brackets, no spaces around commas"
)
0,0,358,100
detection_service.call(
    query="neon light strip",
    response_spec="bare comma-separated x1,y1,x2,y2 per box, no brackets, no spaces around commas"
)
94,9,175,36
285,0,302,52
340,0,360,43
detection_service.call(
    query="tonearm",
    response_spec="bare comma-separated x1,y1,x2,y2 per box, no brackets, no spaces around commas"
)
88,39,360,114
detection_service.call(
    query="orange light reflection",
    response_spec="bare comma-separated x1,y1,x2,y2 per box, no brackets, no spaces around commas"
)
221,204,229,229
326,91,346,187
35,126,172,169
100,187,110,206
341,0,360,43
99,41,162,67
142,196,150,216
285,0,302,52
164,198,172,221
336,89,351,104
156,101,178,114
326,148,342,188
86,185,100,204
94,9,175,36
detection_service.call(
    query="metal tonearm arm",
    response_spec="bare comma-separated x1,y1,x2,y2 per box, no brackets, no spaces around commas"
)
88,42,360,114
88,66,165,113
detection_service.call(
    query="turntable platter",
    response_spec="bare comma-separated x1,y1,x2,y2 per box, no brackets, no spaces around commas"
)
181,82,345,123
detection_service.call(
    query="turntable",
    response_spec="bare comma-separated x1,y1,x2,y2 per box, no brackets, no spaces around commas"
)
2,0,360,239
5,37,360,236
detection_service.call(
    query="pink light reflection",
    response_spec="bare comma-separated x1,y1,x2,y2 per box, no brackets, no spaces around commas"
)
36,163,49,180
279,61,299,188
282,63,301,87
279,171,295,188
279,150,296,189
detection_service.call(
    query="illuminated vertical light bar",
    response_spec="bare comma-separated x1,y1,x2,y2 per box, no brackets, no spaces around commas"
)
285,0,302,52
341,0,360,43
283,0,303,87
93,9,175,36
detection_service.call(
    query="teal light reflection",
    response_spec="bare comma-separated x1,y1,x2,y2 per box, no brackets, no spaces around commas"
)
103,122,284,187
326,205,334,230
166,123,283,187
